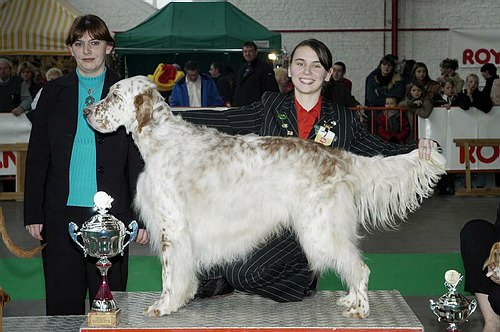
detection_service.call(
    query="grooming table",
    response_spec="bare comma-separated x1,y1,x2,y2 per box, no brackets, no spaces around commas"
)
2,291,424,332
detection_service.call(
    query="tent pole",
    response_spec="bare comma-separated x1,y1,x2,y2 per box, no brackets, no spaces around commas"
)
124,56,129,78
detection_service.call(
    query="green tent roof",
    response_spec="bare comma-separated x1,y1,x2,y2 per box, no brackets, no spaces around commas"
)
115,1,281,54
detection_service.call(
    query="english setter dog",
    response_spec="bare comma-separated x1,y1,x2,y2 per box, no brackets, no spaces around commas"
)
85,76,446,318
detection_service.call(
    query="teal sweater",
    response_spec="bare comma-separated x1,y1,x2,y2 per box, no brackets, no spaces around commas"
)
66,69,106,207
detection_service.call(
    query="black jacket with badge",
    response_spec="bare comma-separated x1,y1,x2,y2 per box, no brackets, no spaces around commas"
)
24,68,144,227
180,91,416,157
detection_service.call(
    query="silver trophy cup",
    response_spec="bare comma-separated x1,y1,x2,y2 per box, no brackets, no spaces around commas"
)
69,191,138,312
429,270,477,332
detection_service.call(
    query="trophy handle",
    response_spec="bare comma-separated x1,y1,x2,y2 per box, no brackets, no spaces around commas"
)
469,299,477,315
429,299,438,316
121,220,139,255
68,222,87,257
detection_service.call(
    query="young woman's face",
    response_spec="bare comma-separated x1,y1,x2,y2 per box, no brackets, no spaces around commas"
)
440,67,452,77
68,31,113,77
288,46,331,96
414,67,427,81
20,69,33,82
380,62,393,76
410,86,423,98
466,76,479,92
443,82,455,96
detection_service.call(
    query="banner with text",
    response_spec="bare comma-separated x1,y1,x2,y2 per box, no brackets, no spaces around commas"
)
418,107,500,171
449,29,500,68
0,114,31,176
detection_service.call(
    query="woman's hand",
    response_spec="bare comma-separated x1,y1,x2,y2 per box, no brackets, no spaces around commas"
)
26,224,43,241
11,107,25,116
418,138,438,160
135,228,149,245
486,264,500,285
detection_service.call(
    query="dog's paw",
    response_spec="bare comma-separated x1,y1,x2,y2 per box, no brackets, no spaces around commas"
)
337,291,370,318
342,305,370,319
143,299,179,317
337,292,356,308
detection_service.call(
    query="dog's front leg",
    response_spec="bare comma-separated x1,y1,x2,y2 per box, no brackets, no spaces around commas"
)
336,262,370,318
144,229,198,316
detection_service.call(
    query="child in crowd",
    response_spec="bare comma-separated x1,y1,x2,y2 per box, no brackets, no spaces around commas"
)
433,78,460,109
30,67,64,111
438,58,464,93
274,67,293,93
399,80,433,141
411,62,440,100
457,73,493,189
376,96,410,144
458,73,493,114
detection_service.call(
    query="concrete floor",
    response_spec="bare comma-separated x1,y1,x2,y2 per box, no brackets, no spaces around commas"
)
1,192,499,332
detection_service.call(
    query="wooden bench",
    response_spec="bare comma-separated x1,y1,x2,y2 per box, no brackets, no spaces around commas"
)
0,143,28,201
453,138,500,196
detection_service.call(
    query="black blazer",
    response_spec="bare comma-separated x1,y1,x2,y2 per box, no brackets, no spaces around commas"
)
180,91,416,157
457,90,493,113
24,69,144,226
234,58,279,106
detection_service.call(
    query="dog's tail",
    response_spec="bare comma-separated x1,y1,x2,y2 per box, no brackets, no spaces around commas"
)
0,208,45,258
353,148,446,231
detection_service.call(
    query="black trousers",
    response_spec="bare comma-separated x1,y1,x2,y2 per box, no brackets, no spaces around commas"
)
42,206,129,315
202,229,312,302
460,205,500,315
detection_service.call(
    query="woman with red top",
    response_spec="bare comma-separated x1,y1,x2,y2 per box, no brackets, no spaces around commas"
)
179,39,437,303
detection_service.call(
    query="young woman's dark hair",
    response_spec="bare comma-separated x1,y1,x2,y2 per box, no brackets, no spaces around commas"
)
405,80,426,98
379,54,397,69
440,58,459,71
480,63,497,76
290,39,333,72
65,14,114,48
411,62,433,81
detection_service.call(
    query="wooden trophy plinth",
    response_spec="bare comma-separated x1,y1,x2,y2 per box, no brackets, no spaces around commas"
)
88,308,121,327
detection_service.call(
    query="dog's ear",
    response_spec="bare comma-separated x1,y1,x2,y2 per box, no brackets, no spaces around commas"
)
134,88,155,133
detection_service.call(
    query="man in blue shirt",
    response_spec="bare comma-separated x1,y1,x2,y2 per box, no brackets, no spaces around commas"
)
170,60,223,107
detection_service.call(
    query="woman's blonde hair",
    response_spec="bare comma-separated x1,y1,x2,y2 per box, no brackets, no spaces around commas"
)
466,73,479,84
17,61,36,76
45,67,64,81
439,77,455,89
274,67,288,81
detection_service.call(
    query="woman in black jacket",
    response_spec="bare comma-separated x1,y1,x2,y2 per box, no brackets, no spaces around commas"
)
24,14,148,316
461,203,500,332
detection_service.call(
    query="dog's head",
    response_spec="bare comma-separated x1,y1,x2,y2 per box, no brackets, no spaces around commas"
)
85,75,166,134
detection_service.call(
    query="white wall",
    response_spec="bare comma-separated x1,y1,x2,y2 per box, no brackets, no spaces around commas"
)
229,0,500,103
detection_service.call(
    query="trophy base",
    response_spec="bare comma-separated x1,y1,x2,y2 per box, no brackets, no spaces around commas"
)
87,308,121,327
